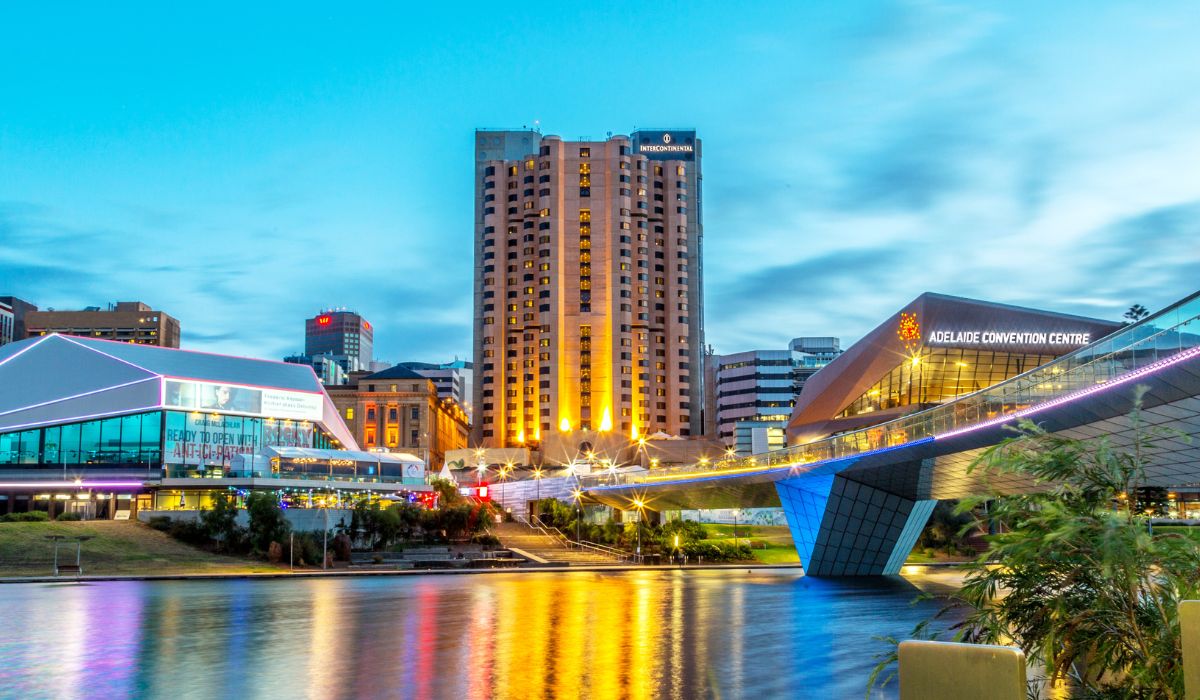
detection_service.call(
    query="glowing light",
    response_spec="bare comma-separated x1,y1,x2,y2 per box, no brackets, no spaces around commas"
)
517,429,525,444
910,355,921,367
317,315,331,326
0,481,144,489
560,418,571,432
599,407,613,432
631,423,639,440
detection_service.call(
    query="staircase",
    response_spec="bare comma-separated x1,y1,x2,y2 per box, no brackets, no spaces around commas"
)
491,521,627,566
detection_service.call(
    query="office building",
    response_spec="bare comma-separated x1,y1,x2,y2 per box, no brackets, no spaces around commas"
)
0,334,429,517
0,296,37,342
23,301,180,348
284,352,348,386
0,301,12,347
472,128,703,448
305,310,372,373
396,360,474,419
705,337,843,455
325,366,470,469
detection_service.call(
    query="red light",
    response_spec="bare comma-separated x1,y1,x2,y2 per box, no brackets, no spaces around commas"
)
363,321,371,330
317,315,331,326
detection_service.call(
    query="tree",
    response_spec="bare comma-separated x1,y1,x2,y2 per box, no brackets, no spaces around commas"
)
872,389,1198,697
199,491,242,552
429,477,463,507
245,492,290,555
1124,303,1150,324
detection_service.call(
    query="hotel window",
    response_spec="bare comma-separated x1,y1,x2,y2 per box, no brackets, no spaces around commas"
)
579,148,590,158
525,159,535,170
365,429,376,447
386,428,398,447
345,408,354,420
677,166,685,176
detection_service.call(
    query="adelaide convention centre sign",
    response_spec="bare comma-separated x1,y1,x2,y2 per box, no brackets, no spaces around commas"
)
926,330,1093,346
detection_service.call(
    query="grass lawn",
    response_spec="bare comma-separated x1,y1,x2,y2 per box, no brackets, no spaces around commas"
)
0,520,282,578
698,524,800,565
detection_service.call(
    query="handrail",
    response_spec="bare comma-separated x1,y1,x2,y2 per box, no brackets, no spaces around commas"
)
528,514,635,563
582,289,1200,489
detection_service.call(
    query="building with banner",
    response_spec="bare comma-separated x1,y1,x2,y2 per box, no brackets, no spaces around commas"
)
0,334,429,518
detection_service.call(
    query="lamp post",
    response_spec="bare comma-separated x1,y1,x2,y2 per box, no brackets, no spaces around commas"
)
532,468,543,516
571,488,583,542
633,498,645,563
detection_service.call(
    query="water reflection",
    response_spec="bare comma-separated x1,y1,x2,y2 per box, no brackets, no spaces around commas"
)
0,569,961,699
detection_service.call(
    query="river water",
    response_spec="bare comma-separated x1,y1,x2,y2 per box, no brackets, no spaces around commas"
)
0,568,963,699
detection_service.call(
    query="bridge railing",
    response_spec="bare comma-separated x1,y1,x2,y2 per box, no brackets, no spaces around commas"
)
583,291,1200,489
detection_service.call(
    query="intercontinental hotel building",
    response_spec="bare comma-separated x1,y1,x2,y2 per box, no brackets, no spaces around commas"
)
472,129,704,449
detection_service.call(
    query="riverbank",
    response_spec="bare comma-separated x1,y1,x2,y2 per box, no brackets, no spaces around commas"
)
0,520,282,577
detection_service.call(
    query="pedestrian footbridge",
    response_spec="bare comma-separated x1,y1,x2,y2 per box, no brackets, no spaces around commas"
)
584,291,1200,575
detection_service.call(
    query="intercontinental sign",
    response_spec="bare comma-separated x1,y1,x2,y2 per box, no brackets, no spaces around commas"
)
926,330,1092,346
637,132,695,155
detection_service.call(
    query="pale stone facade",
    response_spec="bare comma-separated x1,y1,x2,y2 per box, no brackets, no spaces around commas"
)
472,129,704,448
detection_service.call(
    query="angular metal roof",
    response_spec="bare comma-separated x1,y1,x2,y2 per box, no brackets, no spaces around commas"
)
0,334,358,449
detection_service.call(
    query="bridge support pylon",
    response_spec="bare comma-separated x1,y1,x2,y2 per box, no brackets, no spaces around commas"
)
776,474,935,576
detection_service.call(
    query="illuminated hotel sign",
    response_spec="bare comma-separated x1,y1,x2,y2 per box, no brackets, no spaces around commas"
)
636,131,696,158
927,330,1092,346
162,378,324,421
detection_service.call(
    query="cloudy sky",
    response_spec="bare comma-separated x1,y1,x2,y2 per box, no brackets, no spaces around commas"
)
2,1,1198,362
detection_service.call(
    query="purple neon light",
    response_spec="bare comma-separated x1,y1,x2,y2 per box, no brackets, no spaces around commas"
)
0,334,52,369
59,334,165,375
0,481,145,489
587,339,1200,493
0,405,163,433
936,344,1200,441
0,376,160,418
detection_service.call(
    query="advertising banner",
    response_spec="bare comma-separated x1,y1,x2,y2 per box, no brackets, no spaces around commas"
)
163,412,314,467
163,378,323,421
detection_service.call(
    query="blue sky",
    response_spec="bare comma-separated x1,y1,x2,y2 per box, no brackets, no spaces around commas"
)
2,1,1199,362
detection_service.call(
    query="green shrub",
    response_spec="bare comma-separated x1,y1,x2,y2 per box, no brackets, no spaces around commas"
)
245,492,290,555
0,511,51,522
681,541,752,562
472,533,501,547
167,519,209,546
200,492,244,552
54,512,84,521
284,531,324,566
659,519,707,547
146,515,173,531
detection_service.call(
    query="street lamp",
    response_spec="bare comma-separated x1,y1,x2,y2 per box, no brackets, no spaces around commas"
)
632,497,645,562
571,488,584,542
532,467,543,506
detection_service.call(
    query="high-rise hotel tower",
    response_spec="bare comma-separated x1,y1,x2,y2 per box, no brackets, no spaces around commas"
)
472,129,704,448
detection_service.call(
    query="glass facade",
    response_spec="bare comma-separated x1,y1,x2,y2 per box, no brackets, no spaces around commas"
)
0,410,335,474
0,411,162,468
840,348,1056,418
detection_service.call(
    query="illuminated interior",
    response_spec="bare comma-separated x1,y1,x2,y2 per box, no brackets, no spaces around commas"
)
840,347,1057,418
